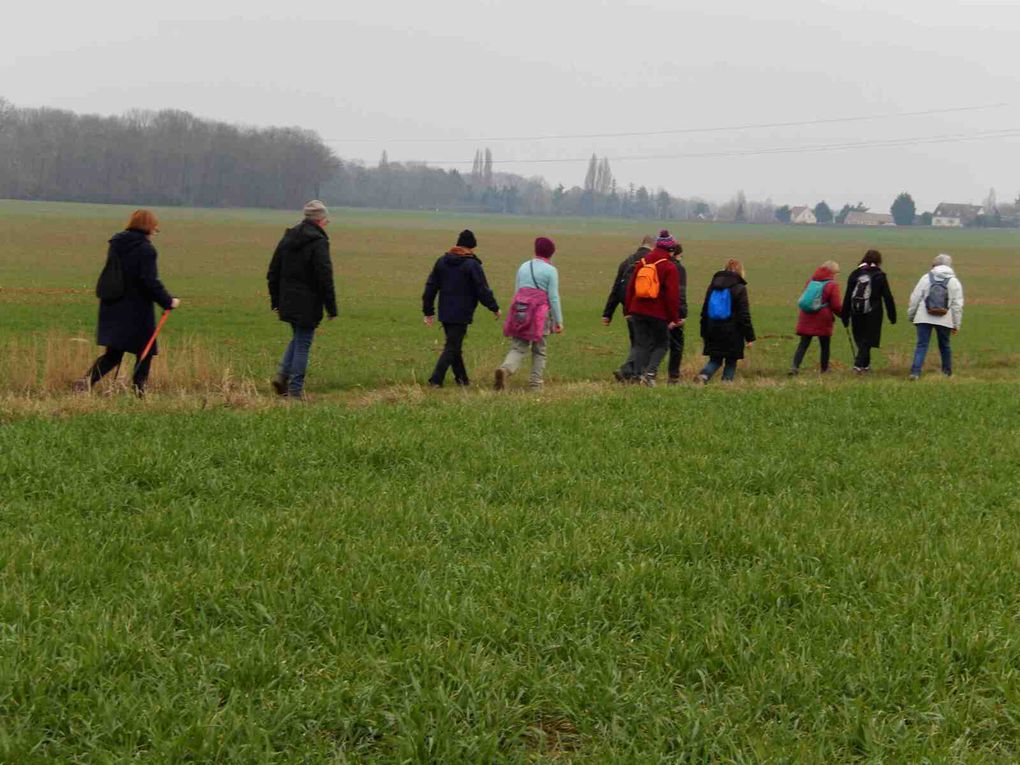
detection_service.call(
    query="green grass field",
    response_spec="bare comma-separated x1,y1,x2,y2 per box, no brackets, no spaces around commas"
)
1,201,1019,762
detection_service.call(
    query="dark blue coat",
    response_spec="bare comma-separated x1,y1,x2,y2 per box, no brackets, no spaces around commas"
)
96,230,174,354
422,251,499,324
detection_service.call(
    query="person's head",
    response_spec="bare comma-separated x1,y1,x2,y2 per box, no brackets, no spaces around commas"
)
456,229,477,249
656,229,681,254
126,209,160,235
302,200,329,227
725,258,746,279
933,253,952,267
821,259,840,276
534,236,556,259
640,234,656,250
862,249,882,266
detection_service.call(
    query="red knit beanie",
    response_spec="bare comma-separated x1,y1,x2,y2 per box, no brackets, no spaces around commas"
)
534,236,556,258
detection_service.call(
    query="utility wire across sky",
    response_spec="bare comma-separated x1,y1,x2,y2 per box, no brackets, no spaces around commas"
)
324,103,1008,144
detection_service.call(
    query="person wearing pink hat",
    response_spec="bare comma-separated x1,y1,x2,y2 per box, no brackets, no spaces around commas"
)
494,237,563,391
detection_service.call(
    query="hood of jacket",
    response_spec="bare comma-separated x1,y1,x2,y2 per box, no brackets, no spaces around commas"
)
710,270,746,290
109,228,149,253
812,266,836,281
642,247,671,264
286,219,328,247
930,264,956,281
442,249,480,267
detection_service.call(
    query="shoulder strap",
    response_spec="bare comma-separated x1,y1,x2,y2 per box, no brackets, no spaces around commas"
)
529,260,545,293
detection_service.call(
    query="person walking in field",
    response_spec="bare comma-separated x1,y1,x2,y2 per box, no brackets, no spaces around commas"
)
421,229,500,387
695,258,755,383
75,209,181,395
494,237,563,391
907,253,964,380
266,200,337,400
603,234,655,382
789,260,843,375
623,229,682,387
666,241,689,384
842,249,897,373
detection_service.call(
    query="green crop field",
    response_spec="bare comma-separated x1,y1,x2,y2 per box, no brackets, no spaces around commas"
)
1,200,1019,762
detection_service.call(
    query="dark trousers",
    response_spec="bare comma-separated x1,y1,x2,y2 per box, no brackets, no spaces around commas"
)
87,347,153,391
668,324,685,379
617,318,639,379
429,322,469,386
792,335,831,371
631,314,670,379
854,339,873,369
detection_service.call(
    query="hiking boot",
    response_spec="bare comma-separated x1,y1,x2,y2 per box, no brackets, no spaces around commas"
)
612,370,626,383
494,368,507,391
641,374,657,388
270,373,290,396
788,369,799,377
693,373,709,384
454,378,470,387
908,374,920,381
72,379,90,394
667,376,681,386
427,381,442,389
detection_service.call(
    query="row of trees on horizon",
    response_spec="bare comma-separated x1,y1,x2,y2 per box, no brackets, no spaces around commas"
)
2,99,1017,227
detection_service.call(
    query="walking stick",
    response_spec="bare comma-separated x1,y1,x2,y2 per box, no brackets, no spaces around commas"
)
844,324,857,365
139,310,171,364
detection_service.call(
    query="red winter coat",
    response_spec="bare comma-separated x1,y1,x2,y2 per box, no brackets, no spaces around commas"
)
795,266,843,337
624,248,681,323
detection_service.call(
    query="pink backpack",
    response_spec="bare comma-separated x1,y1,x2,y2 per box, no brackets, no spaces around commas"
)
503,263,550,342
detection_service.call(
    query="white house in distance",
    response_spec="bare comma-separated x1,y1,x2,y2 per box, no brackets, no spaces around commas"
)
790,206,816,224
845,211,895,226
932,203,983,227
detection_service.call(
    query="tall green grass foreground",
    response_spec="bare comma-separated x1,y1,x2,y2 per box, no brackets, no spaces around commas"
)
2,383,1019,762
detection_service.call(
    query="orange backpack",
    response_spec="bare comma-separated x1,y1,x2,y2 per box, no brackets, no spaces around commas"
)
633,258,660,299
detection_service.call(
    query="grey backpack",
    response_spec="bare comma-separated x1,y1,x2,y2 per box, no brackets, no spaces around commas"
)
925,273,950,316
850,272,874,315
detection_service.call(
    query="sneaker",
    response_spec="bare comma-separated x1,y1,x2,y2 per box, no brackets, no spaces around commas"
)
908,374,919,381
454,378,470,387
693,373,708,385
667,376,681,386
72,379,90,394
612,370,626,383
270,373,289,396
852,366,863,374
641,374,657,388
427,381,442,389
494,368,507,391
788,369,799,377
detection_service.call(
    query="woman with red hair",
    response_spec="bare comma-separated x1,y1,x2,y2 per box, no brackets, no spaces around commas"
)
75,209,180,394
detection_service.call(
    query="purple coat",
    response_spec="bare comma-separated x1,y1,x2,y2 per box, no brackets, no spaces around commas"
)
96,229,174,354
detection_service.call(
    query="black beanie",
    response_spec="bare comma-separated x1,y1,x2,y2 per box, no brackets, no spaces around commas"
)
456,229,477,249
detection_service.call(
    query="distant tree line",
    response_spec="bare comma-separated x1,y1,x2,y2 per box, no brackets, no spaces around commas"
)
0,99,336,208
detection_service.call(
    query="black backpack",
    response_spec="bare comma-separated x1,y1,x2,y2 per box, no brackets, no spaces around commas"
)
850,271,874,315
95,246,125,302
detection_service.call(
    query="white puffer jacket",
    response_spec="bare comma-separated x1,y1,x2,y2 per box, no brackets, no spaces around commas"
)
908,265,964,329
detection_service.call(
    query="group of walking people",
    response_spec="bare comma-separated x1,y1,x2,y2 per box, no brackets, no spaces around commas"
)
75,201,966,397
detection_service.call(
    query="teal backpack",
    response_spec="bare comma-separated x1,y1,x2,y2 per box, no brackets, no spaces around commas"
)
797,280,829,313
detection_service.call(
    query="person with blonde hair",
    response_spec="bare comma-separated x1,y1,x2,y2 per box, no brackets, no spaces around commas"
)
75,209,180,394
790,259,843,375
695,258,755,383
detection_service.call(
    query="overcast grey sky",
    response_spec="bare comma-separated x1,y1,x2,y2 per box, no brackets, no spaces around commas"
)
4,0,1019,210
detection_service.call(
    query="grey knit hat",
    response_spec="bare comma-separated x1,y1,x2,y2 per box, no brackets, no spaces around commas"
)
303,200,328,221
932,253,952,267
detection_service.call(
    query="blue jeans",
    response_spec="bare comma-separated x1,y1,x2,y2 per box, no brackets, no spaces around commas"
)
278,324,316,395
911,323,952,377
700,356,737,382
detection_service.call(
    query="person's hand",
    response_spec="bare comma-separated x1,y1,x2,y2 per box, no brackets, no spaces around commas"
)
170,298,181,309
493,310,501,320
746,341,754,348
602,317,611,326
553,325,564,334
327,314,336,321
952,328,959,335
424,315,435,327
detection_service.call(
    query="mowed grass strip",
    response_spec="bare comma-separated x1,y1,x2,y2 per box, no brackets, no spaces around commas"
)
2,383,1019,762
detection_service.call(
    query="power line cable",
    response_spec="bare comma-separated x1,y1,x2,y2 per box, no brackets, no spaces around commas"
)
395,128,1020,165
324,103,1008,143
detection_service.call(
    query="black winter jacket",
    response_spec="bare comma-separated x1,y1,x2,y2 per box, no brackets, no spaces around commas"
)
842,265,897,347
422,251,499,324
700,270,755,360
267,221,337,328
602,247,649,320
96,229,174,354
672,257,689,320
